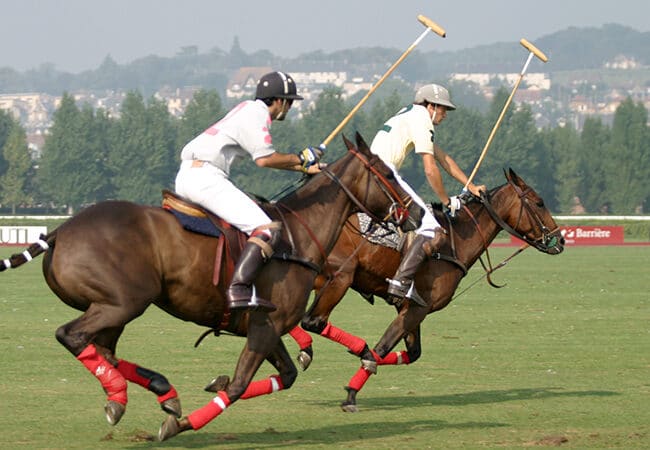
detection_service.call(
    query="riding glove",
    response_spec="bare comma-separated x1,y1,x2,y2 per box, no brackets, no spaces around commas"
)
298,145,325,172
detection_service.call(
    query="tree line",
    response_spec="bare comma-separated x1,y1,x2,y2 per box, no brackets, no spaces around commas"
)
0,87,648,215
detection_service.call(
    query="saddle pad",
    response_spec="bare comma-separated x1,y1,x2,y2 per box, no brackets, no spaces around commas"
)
357,213,403,250
168,209,222,238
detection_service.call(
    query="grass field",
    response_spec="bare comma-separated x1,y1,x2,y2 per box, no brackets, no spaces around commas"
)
1,246,648,449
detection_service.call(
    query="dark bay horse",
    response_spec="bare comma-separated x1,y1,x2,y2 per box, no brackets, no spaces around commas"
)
0,133,423,440
287,169,564,411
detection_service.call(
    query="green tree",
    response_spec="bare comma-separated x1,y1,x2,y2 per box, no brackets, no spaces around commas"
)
478,90,543,191
38,93,109,213
603,97,649,213
578,117,610,212
0,123,31,213
108,91,177,204
0,109,14,178
177,89,225,148
542,124,580,213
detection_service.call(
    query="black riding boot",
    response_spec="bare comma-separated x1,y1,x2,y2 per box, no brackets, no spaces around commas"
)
386,234,431,305
227,232,277,312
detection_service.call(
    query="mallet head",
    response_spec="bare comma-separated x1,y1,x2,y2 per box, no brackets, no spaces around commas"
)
417,14,446,38
520,38,548,62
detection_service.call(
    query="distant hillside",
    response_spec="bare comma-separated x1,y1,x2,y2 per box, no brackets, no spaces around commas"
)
416,24,649,77
0,24,647,96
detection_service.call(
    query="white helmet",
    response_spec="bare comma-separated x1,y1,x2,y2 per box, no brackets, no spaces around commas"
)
414,84,456,110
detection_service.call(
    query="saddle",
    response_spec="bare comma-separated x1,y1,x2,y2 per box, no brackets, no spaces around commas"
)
162,190,247,287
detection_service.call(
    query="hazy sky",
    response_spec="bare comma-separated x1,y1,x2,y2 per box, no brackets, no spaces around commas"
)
3,0,649,73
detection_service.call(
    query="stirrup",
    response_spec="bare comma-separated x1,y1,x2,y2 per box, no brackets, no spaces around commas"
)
386,278,410,298
229,298,276,312
227,285,276,312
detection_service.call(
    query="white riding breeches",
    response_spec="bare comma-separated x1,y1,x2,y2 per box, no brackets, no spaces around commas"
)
175,160,272,236
387,163,441,238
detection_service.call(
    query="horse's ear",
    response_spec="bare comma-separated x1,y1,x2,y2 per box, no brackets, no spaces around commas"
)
342,133,354,151
355,132,371,155
507,168,526,187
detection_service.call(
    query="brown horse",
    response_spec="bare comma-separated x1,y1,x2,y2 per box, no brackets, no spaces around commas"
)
0,132,423,440
286,169,564,411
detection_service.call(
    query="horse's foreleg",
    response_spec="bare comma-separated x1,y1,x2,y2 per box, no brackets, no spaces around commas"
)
159,312,279,441
204,339,297,400
377,326,421,366
288,326,313,371
116,360,181,417
341,311,426,412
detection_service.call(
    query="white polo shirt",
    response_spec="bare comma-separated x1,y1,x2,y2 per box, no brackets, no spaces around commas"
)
370,104,435,169
180,99,276,175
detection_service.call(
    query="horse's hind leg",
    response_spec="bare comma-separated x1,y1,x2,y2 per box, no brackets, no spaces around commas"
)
55,303,146,425
116,360,181,418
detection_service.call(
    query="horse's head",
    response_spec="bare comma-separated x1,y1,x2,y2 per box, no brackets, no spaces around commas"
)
486,169,564,255
335,132,423,232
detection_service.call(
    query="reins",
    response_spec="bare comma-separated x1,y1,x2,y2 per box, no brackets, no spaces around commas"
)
270,147,414,276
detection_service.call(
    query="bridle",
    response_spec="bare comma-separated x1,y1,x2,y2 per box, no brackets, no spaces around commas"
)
481,174,561,253
321,148,413,227
454,175,562,293
271,146,415,272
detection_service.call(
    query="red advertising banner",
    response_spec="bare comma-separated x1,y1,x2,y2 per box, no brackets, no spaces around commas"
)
510,226,625,246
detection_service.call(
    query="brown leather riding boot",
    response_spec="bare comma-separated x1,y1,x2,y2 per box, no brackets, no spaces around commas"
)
227,232,277,312
386,234,429,303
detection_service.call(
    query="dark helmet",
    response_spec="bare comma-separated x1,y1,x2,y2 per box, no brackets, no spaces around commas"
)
255,71,304,101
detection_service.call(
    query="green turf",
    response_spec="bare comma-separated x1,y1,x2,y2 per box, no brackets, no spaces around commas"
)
0,246,648,449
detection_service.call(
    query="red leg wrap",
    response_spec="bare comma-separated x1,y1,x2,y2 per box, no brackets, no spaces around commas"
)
116,359,177,404
188,391,231,430
240,375,283,400
321,322,367,354
289,326,313,349
348,367,372,392
378,351,410,365
116,360,150,388
157,386,178,403
77,344,127,405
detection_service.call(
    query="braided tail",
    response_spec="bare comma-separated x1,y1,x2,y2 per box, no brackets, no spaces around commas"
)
0,232,55,272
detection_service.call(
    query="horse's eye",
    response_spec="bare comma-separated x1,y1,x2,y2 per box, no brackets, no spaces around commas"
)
536,200,545,208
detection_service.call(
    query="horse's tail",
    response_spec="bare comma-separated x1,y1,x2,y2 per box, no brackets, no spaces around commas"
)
0,232,56,272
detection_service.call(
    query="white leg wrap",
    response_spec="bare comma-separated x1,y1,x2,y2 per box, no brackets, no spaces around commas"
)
270,376,280,393
212,396,228,411
36,239,49,250
2,259,10,269
22,250,32,262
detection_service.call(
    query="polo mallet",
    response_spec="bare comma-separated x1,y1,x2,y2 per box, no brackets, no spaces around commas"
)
320,14,446,148
463,38,548,190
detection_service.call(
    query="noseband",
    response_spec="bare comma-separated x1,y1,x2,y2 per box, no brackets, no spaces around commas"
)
321,148,412,227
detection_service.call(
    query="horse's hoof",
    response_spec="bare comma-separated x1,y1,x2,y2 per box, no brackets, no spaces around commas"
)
204,375,230,393
104,400,126,426
361,358,377,374
340,402,358,413
161,397,182,418
297,350,312,371
158,415,180,441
